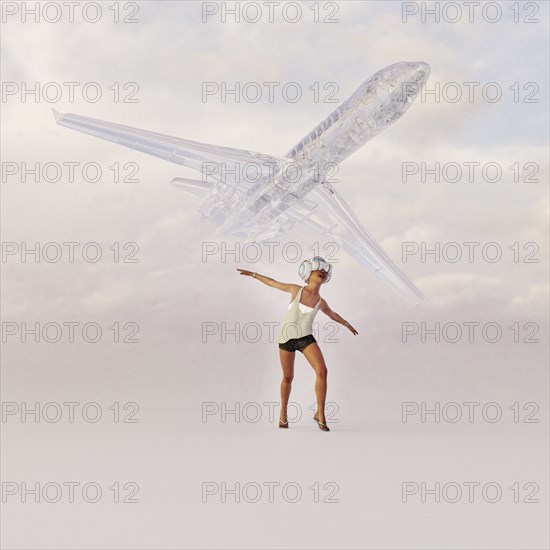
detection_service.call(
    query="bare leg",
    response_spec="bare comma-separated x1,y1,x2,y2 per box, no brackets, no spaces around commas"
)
279,348,295,423
302,343,328,424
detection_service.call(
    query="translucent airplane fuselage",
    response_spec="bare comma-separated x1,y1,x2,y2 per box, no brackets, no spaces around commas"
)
201,61,430,241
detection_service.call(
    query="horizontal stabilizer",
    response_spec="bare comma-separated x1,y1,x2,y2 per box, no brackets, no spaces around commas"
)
170,177,212,198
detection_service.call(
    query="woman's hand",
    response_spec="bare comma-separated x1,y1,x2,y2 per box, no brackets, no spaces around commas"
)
237,269,256,277
347,323,359,335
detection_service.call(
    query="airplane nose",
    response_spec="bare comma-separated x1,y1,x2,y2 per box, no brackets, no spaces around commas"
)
411,61,431,82
395,61,431,100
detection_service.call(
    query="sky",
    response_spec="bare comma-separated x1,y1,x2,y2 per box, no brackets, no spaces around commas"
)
1,1,549,548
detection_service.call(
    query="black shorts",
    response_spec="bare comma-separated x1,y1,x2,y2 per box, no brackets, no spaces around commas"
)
278,334,316,353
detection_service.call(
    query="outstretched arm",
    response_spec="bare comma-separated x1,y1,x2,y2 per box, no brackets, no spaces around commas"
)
320,298,359,335
236,269,299,293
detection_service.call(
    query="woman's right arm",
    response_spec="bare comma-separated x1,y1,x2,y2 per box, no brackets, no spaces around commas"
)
236,269,298,293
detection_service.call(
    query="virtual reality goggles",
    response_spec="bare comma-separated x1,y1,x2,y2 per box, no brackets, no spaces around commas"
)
298,256,333,283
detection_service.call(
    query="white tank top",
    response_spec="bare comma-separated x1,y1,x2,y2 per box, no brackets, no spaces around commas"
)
278,287,321,344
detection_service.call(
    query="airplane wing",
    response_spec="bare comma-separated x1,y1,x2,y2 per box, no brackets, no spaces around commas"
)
283,180,424,307
52,110,290,183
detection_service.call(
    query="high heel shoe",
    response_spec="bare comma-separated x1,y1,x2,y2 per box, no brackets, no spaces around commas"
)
313,414,330,432
279,419,289,429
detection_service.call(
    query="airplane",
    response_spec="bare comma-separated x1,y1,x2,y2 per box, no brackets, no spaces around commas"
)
53,60,430,306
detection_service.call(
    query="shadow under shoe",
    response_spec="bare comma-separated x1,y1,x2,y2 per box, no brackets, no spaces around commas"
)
313,414,330,432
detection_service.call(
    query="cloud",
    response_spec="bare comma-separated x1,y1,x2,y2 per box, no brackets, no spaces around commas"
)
511,282,550,308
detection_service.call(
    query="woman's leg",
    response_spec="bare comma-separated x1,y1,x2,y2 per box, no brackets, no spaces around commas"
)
302,343,328,424
279,348,295,423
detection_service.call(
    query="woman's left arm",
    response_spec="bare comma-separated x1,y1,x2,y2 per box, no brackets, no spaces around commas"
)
320,299,359,335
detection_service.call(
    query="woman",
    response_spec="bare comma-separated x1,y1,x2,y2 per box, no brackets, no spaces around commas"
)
237,256,358,432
